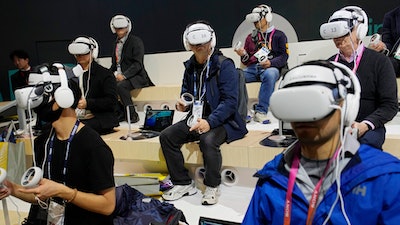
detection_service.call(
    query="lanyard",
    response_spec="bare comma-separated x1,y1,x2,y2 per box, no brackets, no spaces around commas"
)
258,28,275,50
334,46,364,73
283,146,340,225
193,62,210,101
47,120,80,185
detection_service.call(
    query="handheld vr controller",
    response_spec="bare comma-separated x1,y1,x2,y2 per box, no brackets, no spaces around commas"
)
0,168,6,188
181,93,194,106
21,167,43,188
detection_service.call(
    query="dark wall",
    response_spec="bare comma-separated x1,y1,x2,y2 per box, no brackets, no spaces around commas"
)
1,0,399,100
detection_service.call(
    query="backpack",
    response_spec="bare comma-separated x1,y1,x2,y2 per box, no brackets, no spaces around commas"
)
113,184,187,225
217,55,249,122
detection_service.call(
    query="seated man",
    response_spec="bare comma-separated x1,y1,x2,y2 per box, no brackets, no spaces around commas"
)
68,36,119,134
234,4,288,123
243,60,400,224
109,14,154,123
320,6,398,149
160,21,248,205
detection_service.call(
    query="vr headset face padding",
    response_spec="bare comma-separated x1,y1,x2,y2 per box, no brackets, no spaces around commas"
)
246,5,273,23
68,37,99,59
110,15,132,34
270,61,360,126
183,23,216,51
54,65,75,109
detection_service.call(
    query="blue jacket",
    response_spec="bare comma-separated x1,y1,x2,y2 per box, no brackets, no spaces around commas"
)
181,50,248,143
242,144,400,224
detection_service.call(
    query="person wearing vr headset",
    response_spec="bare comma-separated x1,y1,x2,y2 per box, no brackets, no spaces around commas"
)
369,6,400,77
160,21,248,205
320,6,398,149
109,14,154,123
234,4,289,123
0,65,116,225
242,60,400,225
68,36,119,135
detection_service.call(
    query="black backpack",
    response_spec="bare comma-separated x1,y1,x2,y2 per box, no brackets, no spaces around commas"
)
113,184,187,225
217,55,249,122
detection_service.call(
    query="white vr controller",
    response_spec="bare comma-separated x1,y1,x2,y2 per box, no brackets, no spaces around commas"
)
179,93,201,127
0,168,6,188
187,100,203,128
21,167,43,188
181,93,194,106
370,33,381,45
233,41,242,51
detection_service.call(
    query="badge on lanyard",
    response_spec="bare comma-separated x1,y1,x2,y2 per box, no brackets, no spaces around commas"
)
47,200,65,225
187,100,204,127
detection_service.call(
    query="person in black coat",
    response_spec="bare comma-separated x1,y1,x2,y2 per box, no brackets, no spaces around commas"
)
369,6,400,76
68,36,119,134
9,49,32,92
109,15,154,123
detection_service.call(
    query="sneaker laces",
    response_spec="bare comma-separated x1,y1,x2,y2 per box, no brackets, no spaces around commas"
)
204,187,219,198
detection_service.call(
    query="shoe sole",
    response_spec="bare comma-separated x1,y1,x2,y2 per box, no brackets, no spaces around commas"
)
201,199,218,205
162,188,197,201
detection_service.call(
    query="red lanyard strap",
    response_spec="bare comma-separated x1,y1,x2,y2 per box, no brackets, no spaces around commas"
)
284,146,341,225
334,46,364,73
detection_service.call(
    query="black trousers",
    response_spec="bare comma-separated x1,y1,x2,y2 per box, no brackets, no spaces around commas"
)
116,79,137,114
160,120,227,188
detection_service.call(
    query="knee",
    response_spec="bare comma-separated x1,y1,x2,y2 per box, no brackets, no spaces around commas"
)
159,129,171,145
199,134,219,150
261,69,279,83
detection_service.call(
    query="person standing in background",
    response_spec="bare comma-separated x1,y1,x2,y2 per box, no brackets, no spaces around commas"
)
109,14,154,123
9,49,32,92
369,6,400,77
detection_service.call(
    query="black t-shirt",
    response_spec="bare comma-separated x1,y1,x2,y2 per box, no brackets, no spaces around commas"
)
34,125,115,225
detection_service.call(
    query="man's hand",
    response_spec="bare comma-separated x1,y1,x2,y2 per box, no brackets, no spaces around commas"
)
259,59,271,68
175,98,188,112
234,47,246,57
189,118,210,134
369,41,387,52
77,97,87,109
115,74,125,82
351,121,369,137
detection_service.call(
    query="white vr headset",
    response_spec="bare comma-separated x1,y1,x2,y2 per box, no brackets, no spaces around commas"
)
14,64,83,109
112,17,129,29
246,12,262,23
320,20,352,39
186,26,213,46
68,42,91,55
270,62,360,124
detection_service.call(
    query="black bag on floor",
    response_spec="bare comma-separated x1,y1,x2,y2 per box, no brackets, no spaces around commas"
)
113,184,187,225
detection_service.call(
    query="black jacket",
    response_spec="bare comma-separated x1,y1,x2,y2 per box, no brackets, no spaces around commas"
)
110,33,154,88
84,61,119,130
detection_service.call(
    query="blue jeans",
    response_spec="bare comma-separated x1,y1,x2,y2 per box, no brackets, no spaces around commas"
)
244,64,279,113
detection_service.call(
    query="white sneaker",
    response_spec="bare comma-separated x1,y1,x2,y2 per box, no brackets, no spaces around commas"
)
201,186,220,205
162,181,197,201
254,112,270,124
